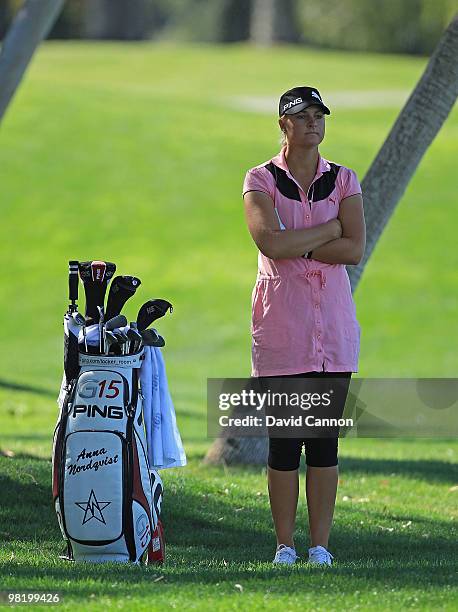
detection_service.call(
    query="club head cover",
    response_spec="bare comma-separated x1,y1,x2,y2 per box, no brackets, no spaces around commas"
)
105,275,141,320
137,299,173,332
79,260,116,324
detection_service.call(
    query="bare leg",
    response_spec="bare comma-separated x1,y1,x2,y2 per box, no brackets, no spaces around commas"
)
305,465,338,548
267,466,299,548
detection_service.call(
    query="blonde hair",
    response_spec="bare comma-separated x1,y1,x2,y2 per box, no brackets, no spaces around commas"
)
279,115,287,146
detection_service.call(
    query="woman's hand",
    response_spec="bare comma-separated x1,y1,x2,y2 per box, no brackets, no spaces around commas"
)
326,218,342,241
243,191,347,259
309,195,366,265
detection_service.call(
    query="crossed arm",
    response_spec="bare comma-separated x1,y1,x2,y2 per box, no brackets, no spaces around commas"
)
243,190,366,265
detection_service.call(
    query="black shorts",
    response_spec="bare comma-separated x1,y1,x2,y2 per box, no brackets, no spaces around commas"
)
262,371,352,470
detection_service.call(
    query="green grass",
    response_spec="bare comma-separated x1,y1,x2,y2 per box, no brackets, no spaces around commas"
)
1,441,457,610
0,42,457,610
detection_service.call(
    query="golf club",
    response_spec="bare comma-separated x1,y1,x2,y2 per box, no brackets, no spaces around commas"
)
105,315,128,331
103,315,127,354
97,305,104,354
127,327,142,353
141,328,165,347
105,330,120,355
113,329,129,355
129,321,142,353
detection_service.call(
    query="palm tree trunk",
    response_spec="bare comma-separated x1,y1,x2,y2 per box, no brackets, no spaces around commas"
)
250,0,299,46
0,0,65,124
203,436,268,466
83,0,107,39
205,13,458,466
349,12,458,291
250,0,275,46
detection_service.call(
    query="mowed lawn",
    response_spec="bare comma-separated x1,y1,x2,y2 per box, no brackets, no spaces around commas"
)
0,42,457,610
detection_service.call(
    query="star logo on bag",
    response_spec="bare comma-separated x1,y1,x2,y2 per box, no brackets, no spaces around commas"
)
75,489,111,525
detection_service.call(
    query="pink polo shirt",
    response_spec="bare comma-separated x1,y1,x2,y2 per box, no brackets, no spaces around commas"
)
243,147,362,377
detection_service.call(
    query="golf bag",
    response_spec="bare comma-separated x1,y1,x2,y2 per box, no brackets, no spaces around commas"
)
52,351,163,563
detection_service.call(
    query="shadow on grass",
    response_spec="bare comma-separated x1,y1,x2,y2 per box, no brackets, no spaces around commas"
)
0,455,58,544
339,455,457,485
191,451,457,486
0,378,55,397
0,434,53,443
1,453,456,593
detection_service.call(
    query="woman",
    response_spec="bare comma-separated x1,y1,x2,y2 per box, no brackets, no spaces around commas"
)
242,86,365,566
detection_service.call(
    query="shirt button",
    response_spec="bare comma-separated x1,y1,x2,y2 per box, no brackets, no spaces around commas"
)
314,304,319,309
306,215,310,220
317,334,321,339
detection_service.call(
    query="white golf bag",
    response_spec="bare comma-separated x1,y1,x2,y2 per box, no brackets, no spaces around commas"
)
52,351,163,563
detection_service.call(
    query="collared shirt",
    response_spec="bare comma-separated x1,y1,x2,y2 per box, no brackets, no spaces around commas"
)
243,147,363,376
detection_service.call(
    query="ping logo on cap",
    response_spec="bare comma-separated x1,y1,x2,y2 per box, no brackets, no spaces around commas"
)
311,91,322,101
283,97,303,112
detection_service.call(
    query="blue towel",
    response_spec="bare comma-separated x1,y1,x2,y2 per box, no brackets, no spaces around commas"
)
140,347,187,470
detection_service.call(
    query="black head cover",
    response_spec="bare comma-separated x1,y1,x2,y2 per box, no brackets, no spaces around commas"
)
137,299,173,332
105,275,141,320
79,260,116,324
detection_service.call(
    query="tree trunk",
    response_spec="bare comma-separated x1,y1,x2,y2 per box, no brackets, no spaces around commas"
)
204,436,268,466
219,0,251,43
275,0,300,43
348,12,458,291
205,13,458,466
83,0,106,39
0,0,65,124
250,0,274,46
250,0,299,46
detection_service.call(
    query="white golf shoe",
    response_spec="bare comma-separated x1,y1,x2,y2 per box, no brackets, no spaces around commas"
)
308,545,334,566
272,544,298,565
